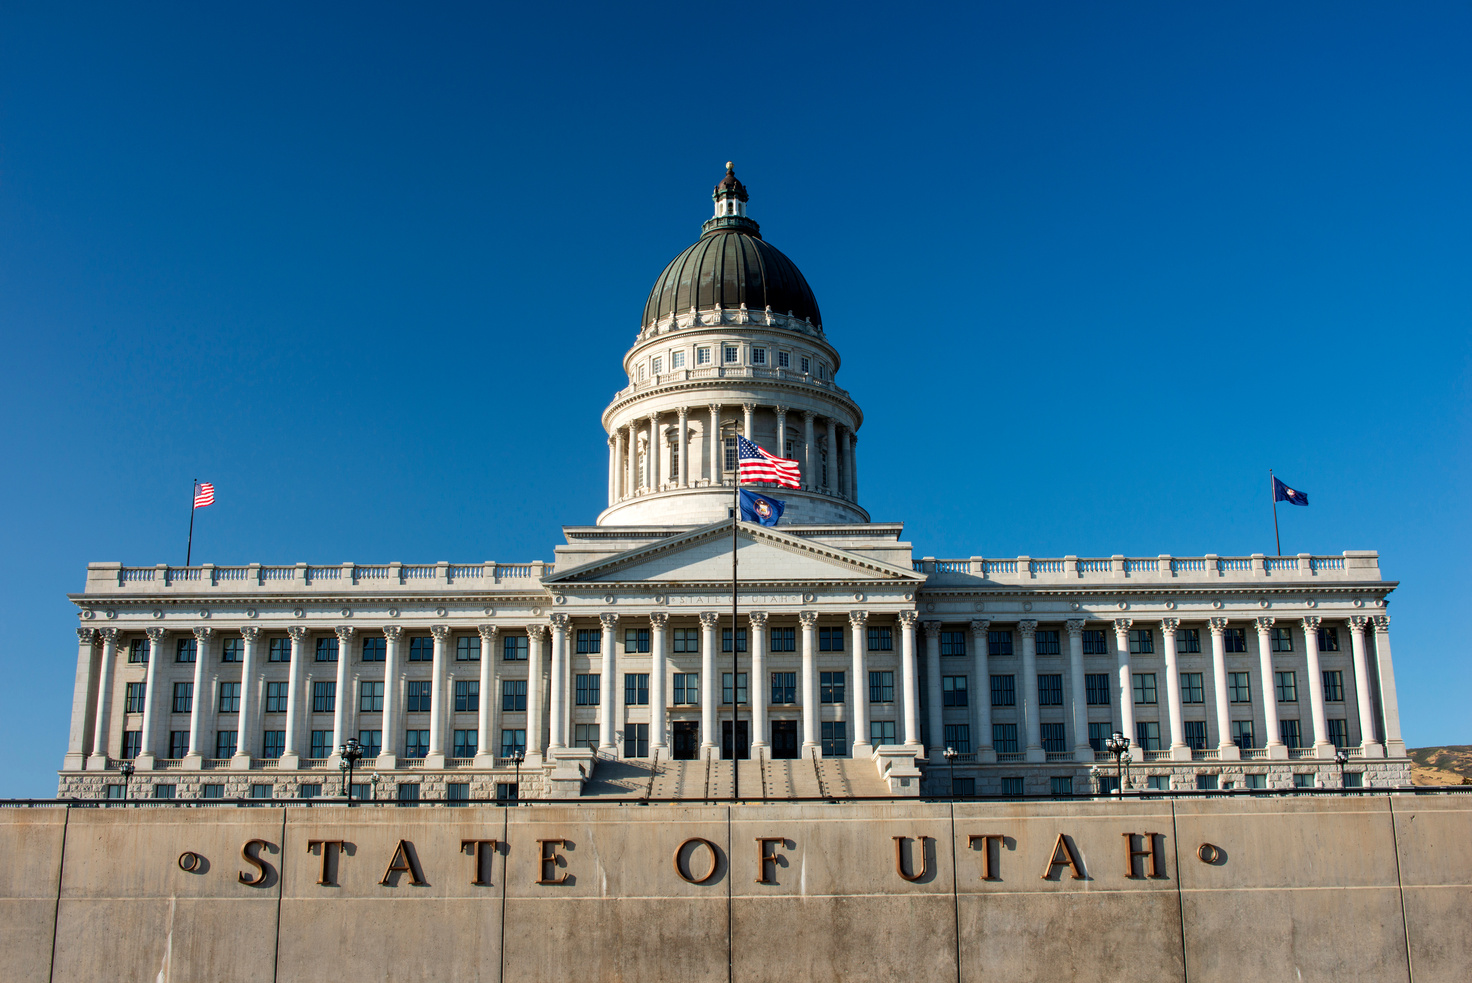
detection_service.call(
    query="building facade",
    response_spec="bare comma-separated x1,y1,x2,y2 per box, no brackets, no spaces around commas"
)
57,167,1411,800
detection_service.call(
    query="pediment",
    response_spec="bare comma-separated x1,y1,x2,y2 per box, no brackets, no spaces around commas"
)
546,521,923,586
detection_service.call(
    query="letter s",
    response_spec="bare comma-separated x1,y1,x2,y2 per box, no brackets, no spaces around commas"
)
239,839,275,887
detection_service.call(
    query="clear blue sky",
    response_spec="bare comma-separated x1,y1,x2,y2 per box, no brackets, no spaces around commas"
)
2,3,1468,795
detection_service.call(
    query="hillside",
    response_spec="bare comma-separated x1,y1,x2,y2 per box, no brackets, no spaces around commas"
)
1408,746,1472,786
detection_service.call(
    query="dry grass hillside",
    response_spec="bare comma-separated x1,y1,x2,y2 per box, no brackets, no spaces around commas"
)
1408,746,1472,786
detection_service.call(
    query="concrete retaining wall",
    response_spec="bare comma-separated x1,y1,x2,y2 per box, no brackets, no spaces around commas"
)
5,794,1468,982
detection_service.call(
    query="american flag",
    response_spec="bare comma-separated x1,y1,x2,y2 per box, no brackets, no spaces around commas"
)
193,482,215,509
736,435,800,489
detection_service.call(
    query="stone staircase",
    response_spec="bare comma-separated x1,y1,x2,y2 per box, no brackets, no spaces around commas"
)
582,750,892,800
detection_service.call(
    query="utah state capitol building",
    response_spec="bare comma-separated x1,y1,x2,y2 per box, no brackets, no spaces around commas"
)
57,166,1412,802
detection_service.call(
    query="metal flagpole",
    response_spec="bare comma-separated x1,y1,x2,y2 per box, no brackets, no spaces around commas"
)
186,478,198,566
731,444,740,801
1270,469,1282,557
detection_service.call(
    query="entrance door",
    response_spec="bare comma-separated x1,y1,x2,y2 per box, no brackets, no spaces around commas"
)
721,720,750,760
672,722,700,760
771,720,799,759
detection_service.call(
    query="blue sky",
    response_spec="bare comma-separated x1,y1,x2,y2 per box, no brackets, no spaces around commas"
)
1,3,1468,795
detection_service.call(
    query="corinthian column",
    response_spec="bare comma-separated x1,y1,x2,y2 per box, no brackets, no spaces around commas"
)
749,612,769,757
598,613,618,753
899,612,921,750
185,626,213,766
802,411,816,491
849,610,871,757
1066,620,1091,762
1019,621,1043,761
1208,619,1239,760
824,417,838,494
525,624,547,765
613,429,625,502
1255,617,1286,759
424,625,450,766
626,422,638,494
970,620,993,761
1113,619,1139,757
607,435,616,505
849,431,859,503
1371,615,1405,757
65,628,100,770
87,627,119,768
1301,616,1332,756
742,402,754,440
1348,616,1383,757
799,611,819,754
548,614,570,753
233,627,260,766
281,625,309,768
677,407,689,487
923,621,943,759
331,626,355,759
650,612,669,756
648,413,661,491
475,625,499,766
1160,618,1188,760
708,405,721,482
699,611,719,756
773,406,788,459
138,626,167,765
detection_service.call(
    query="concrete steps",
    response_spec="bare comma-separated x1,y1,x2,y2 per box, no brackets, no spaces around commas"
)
583,750,891,800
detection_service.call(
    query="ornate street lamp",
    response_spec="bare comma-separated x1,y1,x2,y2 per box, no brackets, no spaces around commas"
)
1089,765,1102,797
511,748,525,805
943,746,958,800
118,760,135,804
1334,748,1349,790
1105,732,1130,801
338,739,364,806
369,771,381,803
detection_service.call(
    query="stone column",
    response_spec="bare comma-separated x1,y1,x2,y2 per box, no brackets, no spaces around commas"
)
774,406,788,458
849,431,859,503
969,619,993,761
698,611,719,756
378,626,403,766
824,417,838,494
839,427,851,500
1208,618,1239,760
650,612,669,756
799,611,819,754
708,405,721,482
742,402,754,440
1254,617,1286,759
331,626,354,757
138,627,166,765
1019,621,1043,762
648,413,661,491
1160,619,1188,760
849,611,871,757
1370,615,1405,757
1113,619,1140,757
613,430,625,502
748,612,769,757
548,614,570,753
677,407,689,488
607,435,616,504
474,625,499,766
1066,620,1091,761
1301,617,1332,756
281,625,309,767
185,626,213,766
1348,616,1383,757
598,614,618,753
899,612,921,750
65,628,100,769
423,625,450,766
525,624,547,765
233,627,260,766
87,627,119,767
923,621,943,759
626,422,638,494
802,411,816,491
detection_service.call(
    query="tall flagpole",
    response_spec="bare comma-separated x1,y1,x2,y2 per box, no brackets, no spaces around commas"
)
1270,468,1281,557
731,442,740,801
186,478,198,566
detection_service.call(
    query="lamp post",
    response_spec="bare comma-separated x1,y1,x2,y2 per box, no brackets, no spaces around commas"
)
1105,732,1129,801
1335,748,1349,790
338,739,364,806
119,760,135,804
943,746,957,800
512,748,525,805
1089,765,1101,797
369,771,381,803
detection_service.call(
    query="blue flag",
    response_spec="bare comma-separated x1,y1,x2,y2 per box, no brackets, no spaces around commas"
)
739,488,785,526
1273,477,1309,506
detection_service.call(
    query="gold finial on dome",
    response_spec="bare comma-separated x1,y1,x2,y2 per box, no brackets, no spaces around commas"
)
726,161,734,171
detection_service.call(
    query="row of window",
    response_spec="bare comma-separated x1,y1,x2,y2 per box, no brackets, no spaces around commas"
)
635,345,829,382
1125,717,1353,751
107,782,522,802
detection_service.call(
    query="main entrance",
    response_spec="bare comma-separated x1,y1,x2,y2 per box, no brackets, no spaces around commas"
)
721,720,750,760
771,720,799,759
672,722,700,760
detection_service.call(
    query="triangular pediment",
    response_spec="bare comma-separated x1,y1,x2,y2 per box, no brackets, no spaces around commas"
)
547,521,923,586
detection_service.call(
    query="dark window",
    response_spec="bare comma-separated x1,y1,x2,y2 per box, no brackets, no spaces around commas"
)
944,724,971,754
268,637,290,662
820,671,845,704
265,682,288,713
315,637,338,662
501,680,527,711
952,777,976,797
501,729,526,757
575,629,600,654
406,681,431,713
456,636,481,661
818,627,844,651
869,670,894,703
770,627,796,652
722,672,748,705
1181,673,1204,704
397,784,420,805
312,681,335,713
990,675,1016,707
988,631,1013,656
215,731,237,758
999,776,1024,796
503,636,528,661
942,676,968,706
447,782,470,804
625,629,651,653
218,681,240,713
250,784,273,799
222,637,243,663
408,636,433,662
625,723,648,758
1082,629,1108,655
1322,670,1344,702
1041,723,1065,753
404,730,430,758
122,731,142,759
203,783,225,799
941,631,966,656
1229,673,1251,703
1128,630,1153,654
1271,627,1294,652
1184,720,1207,750
672,629,698,653
867,627,893,651
1034,630,1059,655
1231,720,1254,750
992,724,1018,754
358,729,382,757
1085,673,1111,705
172,681,193,714
769,672,796,705
1088,722,1111,751
721,629,748,653
453,729,478,758
360,681,384,711
574,724,599,750
125,682,147,713
575,674,600,707
1224,628,1247,653
821,721,848,757
623,673,648,706
168,731,188,758
154,784,176,800
176,637,197,663
1276,671,1298,703
310,730,331,758
497,782,519,803
1279,719,1302,748
1037,674,1063,706
129,639,150,664
1051,777,1074,797
1176,628,1201,654
870,721,897,746
263,731,286,757
1328,718,1349,748
674,673,700,705
1135,721,1160,751
1133,673,1157,705
1317,627,1340,652
362,636,386,662
298,784,322,799
455,680,479,713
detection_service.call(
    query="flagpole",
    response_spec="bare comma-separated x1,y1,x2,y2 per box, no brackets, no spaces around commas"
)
186,478,197,566
731,447,740,802
1270,469,1281,557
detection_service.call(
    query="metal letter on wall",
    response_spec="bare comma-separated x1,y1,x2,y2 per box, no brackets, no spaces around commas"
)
892,836,932,882
380,839,427,887
1123,832,1167,879
238,839,276,887
1039,833,1086,881
673,838,721,885
462,839,499,886
537,839,571,885
755,837,787,885
968,834,1006,881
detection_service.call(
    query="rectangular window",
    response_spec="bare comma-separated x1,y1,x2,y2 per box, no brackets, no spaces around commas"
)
168,731,188,758
942,675,968,706
1037,674,1063,706
820,671,846,704
1085,673,1111,705
172,681,193,714
821,721,848,757
453,729,478,758
503,636,528,661
750,347,766,365
672,349,686,369
769,627,796,652
454,680,480,713
501,729,526,757
176,637,197,663
404,730,430,758
777,350,790,368
1344,771,1363,788
724,436,736,472
990,675,1016,707
770,672,796,705
574,674,600,707
723,344,739,363
992,723,1019,754
1135,721,1161,751
1327,718,1349,748
1224,627,1247,653
406,681,431,713
294,784,320,800
1293,773,1315,789
625,723,649,758
624,673,649,706
1088,722,1112,752
501,680,527,711
203,783,225,799
1322,670,1344,702
999,776,1024,796
1276,671,1298,703
1034,630,1060,655
218,681,240,713
869,670,894,704
215,731,237,758
869,720,897,747
1177,628,1201,654
358,730,382,757
265,681,288,713
721,672,748,705
1279,719,1303,748
456,636,481,661
268,637,290,663
397,784,420,805
125,682,147,713
941,631,967,656
1082,629,1108,655
1129,629,1154,654
573,723,599,750
575,629,601,654
1196,774,1218,791
1041,722,1065,753
988,630,1013,656
128,639,150,664
1181,673,1204,704
361,636,385,662
154,784,176,800
672,628,698,653
1183,720,1207,750
721,628,748,653
1231,720,1255,750
122,730,142,759
867,626,893,651
1271,627,1294,652
1133,673,1157,705
222,637,243,663
625,629,651,653
696,347,711,365
105,784,125,800
360,681,384,712
944,723,971,754
407,636,432,662
310,730,332,758
1229,672,1251,703
1318,627,1340,652
1051,776,1074,797
447,782,470,805
1243,773,1265,790
800,355,811,374
651,356,663,375
818,627,844,651
312,680,335,714
674,673,700,705
497,783,519,803
263,731,285,758
315,637,338,663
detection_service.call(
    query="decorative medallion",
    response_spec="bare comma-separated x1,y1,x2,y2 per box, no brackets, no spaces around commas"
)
1164,600,1176,611
341,608,352,618
293,608,305,619
853,591,865,603
1259,599,1270,609
973,601,984,612
1375,598,1386,608
1117,601,1128,611
435,606,448,617
105,610,116,620
152,609,163,619
388,608,399,618
1211,599,1223,610
82,610,94,620
1352,599,1364,608
532,607,543,617
804,592,817,603
554,595,567,605
652,594,666,605
484,606,496,616
246,609,258,619
199,608,210,619
603,595,615,605
1070,601,1081,611
1022,601,1033,612
924,601,935,613
1305,599,1317,609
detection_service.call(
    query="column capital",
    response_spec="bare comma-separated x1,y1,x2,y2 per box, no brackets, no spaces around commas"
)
969,618,989,634
97,626,119,643
599,612,619,630
1159,618,1180,634
707,403,721,416
287,625,309,642
774,404,789,416
1112,618,1132,633
382,625,404,641
77,627,97,645
476,623,500,641
1371,614,1390,631
240,625,261,641
607,434,616,447
741,402,755,413
1018,620,1038,637
798,610,819,629
698,611,721,629
334,625,356,644
802,410,816,422
1347,615,1370,630
647,410,659,423
526,623,547,641
1301,615,1322,631
192,625,213,644
897,610,919,628
848,609,869,628
1255,616,1275,631
649,611,670,629
1065,619,1085,636
548,613,570,633
430,624,451,641
921,620,942,639
1207,617,1229,633
145,625,167,644
676,405,689,420
748,611,769,629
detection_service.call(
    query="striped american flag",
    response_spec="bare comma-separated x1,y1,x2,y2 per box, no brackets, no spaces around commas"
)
736,436,800,489
193,482,215,508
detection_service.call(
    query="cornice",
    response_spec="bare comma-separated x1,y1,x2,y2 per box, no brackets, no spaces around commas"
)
603,375,863,433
